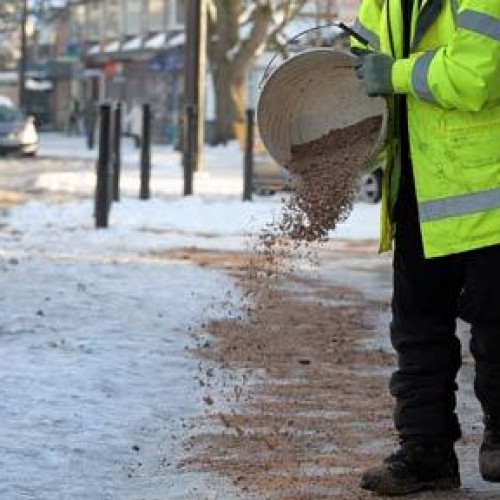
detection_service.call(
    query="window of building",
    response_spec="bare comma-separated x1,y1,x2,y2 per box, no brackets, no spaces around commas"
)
176,0,186,25
125,0,143,35
69,5,85,42
149,0,165,32
105,0,121,38
166,0,186,29
86,1,102,41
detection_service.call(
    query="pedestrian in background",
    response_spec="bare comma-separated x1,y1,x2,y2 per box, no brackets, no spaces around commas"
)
125,101,142,149
83,100,97,150
353,0,500,495
66,96,80,136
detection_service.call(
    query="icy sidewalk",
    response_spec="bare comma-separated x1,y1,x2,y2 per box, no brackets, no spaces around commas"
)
0,257,238,499
37,133,246,197
39,133,186,168
0,198,255,499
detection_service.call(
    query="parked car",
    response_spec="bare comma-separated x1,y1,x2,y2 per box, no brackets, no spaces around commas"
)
0,104,38,156
253,153,292,195
252,153,383,204
357,167,383,204
0,95,14,107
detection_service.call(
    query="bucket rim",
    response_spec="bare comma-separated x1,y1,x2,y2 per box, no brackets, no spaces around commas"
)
258,46,355,91
256,47,388,172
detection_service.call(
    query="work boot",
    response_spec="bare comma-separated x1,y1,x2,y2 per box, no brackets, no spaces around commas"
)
480,416,500,482
360,440,461,496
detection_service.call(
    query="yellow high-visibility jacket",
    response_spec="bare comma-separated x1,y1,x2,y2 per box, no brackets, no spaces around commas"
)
353,0,500,258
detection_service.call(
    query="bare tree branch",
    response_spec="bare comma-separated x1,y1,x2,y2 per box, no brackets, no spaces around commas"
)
268,0,309,41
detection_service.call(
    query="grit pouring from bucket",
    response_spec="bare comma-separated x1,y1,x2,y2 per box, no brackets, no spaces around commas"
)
257,46,387,174
256,42,388,238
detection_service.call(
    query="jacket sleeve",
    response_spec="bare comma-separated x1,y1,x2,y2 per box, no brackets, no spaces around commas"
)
351,0,383,52
392,1,500,111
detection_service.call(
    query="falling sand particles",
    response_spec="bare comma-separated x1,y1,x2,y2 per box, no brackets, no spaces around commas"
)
256,115,383,272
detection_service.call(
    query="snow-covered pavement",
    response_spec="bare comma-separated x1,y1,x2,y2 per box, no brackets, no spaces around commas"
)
0,256,235,499
37,133,246,197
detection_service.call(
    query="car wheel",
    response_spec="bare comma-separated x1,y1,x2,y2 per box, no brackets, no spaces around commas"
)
253,187,276,196
358,168,382,204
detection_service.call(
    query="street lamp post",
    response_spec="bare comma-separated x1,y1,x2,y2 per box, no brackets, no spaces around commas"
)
19,0,28,111
184,0,207,183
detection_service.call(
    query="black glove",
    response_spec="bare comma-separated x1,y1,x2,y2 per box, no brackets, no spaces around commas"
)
354,53,394,97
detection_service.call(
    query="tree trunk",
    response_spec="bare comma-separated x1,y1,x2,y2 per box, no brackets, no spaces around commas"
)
231,73,247,123
211,60,247,145
208,1,306,144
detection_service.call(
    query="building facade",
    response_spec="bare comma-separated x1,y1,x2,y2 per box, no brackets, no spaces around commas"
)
31,0,359,141
63,0,186,142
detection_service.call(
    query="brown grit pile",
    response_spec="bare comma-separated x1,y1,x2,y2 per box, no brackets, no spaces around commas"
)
256,115,382,273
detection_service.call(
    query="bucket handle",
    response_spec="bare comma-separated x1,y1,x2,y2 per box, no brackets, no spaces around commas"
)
259,22,369,89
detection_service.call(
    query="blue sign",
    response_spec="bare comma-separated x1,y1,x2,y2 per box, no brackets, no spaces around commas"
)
149,49,184,72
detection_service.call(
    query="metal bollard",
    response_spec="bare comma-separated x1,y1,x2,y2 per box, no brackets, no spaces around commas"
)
243,108,255,201
112,103,122,202
183,105,194,196
95,103,113,228
139,103,151,200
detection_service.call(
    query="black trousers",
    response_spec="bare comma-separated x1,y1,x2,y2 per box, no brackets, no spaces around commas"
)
390,168,500,442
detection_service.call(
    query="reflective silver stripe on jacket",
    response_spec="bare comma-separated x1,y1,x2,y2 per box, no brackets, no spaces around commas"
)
412,50,438,103
419,188,500,222
459,10,500,41
353,18,380,50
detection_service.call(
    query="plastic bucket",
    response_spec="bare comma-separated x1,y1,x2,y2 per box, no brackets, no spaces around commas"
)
257,48,387,173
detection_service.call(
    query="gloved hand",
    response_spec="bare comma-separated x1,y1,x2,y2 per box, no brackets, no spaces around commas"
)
354,53,394,96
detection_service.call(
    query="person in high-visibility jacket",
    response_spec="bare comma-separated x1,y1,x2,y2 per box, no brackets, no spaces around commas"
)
353,0,500,495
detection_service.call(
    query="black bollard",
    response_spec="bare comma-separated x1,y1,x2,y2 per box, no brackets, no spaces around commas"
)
139,103,151,200
243,108,255,201
183,105,194,196
112,103,122,202
95,103,113,228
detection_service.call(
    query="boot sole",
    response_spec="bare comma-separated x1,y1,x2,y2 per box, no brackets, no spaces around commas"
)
361,475,461,496
480,472,500,483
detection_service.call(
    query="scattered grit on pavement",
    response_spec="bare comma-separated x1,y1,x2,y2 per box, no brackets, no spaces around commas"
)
182,246,395,498
176,245,500,499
